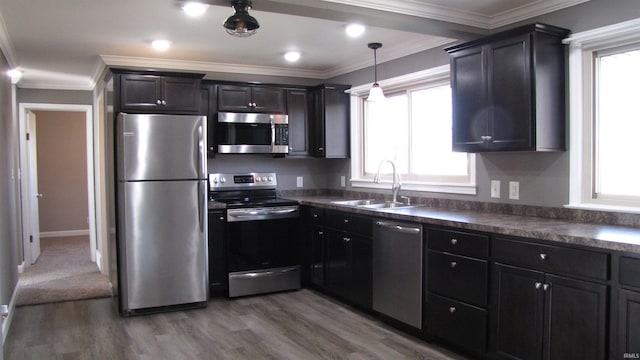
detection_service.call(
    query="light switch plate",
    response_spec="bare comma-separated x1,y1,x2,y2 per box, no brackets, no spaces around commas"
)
491,180,501,199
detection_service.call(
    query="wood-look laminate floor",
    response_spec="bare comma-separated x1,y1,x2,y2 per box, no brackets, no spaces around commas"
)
3,289,470,360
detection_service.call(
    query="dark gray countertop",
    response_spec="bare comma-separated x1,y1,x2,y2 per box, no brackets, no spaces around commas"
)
285,195,640,255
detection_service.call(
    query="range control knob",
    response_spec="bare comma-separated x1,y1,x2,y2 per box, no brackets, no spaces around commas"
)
220,177,226,183
255,177,261,182
262,176,268,182
268,176,273,181
212,177,218,183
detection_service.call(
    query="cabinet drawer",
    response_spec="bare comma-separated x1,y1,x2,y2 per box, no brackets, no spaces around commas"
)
428,250,488,307
426,293,487,355
428,228,489,259
308,207,324,225
326,210,372,236
620,256,640,288
493,237,609,281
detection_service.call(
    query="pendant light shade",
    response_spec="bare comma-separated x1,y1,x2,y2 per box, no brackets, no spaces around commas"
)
367,42,386,102
223,0,259,37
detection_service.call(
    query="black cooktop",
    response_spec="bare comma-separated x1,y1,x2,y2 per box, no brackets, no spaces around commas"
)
209,189,297,208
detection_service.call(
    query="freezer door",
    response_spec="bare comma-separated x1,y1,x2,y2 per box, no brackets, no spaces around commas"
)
119,180,208,311
117,113,206,181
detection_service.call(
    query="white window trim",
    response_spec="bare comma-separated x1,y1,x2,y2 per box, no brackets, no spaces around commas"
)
348,65,477,195
565,18,640,214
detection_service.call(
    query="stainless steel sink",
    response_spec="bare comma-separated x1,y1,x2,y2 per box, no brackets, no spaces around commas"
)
331,199,380,206
331,199,417,209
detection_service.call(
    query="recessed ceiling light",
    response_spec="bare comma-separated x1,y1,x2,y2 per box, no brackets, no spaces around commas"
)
152,40,171,51
346,24,365,38
182,2,209,17
284,51,301,62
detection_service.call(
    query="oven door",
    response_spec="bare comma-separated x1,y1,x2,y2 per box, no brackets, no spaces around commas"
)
226,206,300,273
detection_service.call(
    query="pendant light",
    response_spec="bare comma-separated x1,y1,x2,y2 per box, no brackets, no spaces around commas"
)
223,0,260,37
367,42,386,102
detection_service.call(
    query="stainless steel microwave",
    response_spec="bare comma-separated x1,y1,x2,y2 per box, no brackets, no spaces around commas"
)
216,112,289,154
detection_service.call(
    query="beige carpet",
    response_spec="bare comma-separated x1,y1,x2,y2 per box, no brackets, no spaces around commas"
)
16,236,112,306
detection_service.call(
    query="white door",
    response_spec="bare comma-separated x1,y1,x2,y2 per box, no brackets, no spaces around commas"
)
27,111,41,263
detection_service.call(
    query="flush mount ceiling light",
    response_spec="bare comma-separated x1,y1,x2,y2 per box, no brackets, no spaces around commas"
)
367,42,386,102
223,0,260,37
151,39,171,51
182,1,209,17
345,24,365,38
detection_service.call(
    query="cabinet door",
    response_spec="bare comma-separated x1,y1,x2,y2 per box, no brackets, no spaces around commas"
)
201,86,217,157
618,289,640,357
544,274,607,360
252,86,285,113
487,34,532,150
310,226,326,288
349,234,372,308
120,74,162,111
207,211,227,297
451,45,487,152
492,263,544,360
309,88,325,157
218,85,253,112
286,89,309,156
162,77,201,113
326,230,349,297
323,86,350,158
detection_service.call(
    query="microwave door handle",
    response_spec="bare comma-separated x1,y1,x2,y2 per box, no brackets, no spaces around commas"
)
271,117,276,152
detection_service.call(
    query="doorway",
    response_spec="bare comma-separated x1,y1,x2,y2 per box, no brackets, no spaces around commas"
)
18,104,96,271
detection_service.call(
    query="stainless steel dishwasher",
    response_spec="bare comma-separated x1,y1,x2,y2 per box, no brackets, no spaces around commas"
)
373,219,423,329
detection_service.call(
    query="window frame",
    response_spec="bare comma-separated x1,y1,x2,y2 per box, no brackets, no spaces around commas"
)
349,65,477,195
565,18,640,213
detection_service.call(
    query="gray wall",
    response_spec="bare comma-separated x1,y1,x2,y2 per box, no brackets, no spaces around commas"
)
17,89,92,105
326,0,639,208
0,51,19,330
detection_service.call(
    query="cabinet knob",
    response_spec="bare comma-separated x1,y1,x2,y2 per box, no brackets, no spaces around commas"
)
162,100,167,105
540,253,547,261
344,237,351,243
156,99,162,105
450,238,458,245
318,231,324,235
535,282,542,289
219,216,224,220
449,306,456,314
450,261,457,268
344,219,349,224
481,135,493,141
543,284,550,291
312,214,318,218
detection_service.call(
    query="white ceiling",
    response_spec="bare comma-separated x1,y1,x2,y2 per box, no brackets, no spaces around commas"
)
0,0,587,90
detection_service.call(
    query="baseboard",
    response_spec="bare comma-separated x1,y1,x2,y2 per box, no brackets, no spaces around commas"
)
2,281,19,348
40,229,90,238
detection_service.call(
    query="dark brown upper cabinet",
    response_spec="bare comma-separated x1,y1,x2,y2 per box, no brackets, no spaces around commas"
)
115,71,202,114
217,84,286,113
309,84,351,158
286,89,311,156
446,23,570,152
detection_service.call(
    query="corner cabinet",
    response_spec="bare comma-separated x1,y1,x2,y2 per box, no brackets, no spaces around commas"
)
446,23,569,152
309,84,351,158
114,71,203,114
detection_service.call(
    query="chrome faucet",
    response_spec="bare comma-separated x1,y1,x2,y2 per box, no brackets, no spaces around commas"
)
374,160,402,203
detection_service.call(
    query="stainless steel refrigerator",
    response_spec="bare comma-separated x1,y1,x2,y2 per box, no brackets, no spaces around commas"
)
116,113,208,315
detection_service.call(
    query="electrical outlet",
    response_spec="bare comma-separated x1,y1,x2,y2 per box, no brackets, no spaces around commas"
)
509,181,520,200
340,176,346,187
490,180,501,199
296,176,303,188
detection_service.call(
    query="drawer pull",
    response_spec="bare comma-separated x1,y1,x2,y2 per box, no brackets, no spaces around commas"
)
318,231,324,235
450,261,457,268
344,237,351,243
543,283,550,291
449,306,456,314
450,238,458,245
535,282,542,289
313,214,318,218
344,219,350,224
540,253,548,261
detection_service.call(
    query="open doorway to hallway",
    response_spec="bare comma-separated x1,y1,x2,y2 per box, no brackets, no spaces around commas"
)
17,105,107,305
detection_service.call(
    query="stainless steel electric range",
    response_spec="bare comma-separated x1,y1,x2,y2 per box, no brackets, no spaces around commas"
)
208,172,301,298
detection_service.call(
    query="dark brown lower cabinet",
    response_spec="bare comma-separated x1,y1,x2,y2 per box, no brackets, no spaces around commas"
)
491,263,607,360
618,289,640,357
326,229,372,308
207,210,227,297
427,293,487,354
309,226,325,287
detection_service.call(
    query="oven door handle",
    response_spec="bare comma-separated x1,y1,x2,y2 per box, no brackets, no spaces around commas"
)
227,206,299,222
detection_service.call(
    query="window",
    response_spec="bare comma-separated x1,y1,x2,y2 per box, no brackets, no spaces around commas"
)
566,18,640,212
350,66,476,195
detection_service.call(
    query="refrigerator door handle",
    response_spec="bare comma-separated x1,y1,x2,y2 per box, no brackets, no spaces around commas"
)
197,123,205,180
198,180,205,233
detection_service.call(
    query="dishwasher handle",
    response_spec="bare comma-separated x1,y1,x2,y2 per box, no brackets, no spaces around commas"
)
375,221,421,235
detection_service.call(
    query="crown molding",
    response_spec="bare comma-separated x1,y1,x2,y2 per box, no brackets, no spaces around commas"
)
320,0,589,29
0,10,17,68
